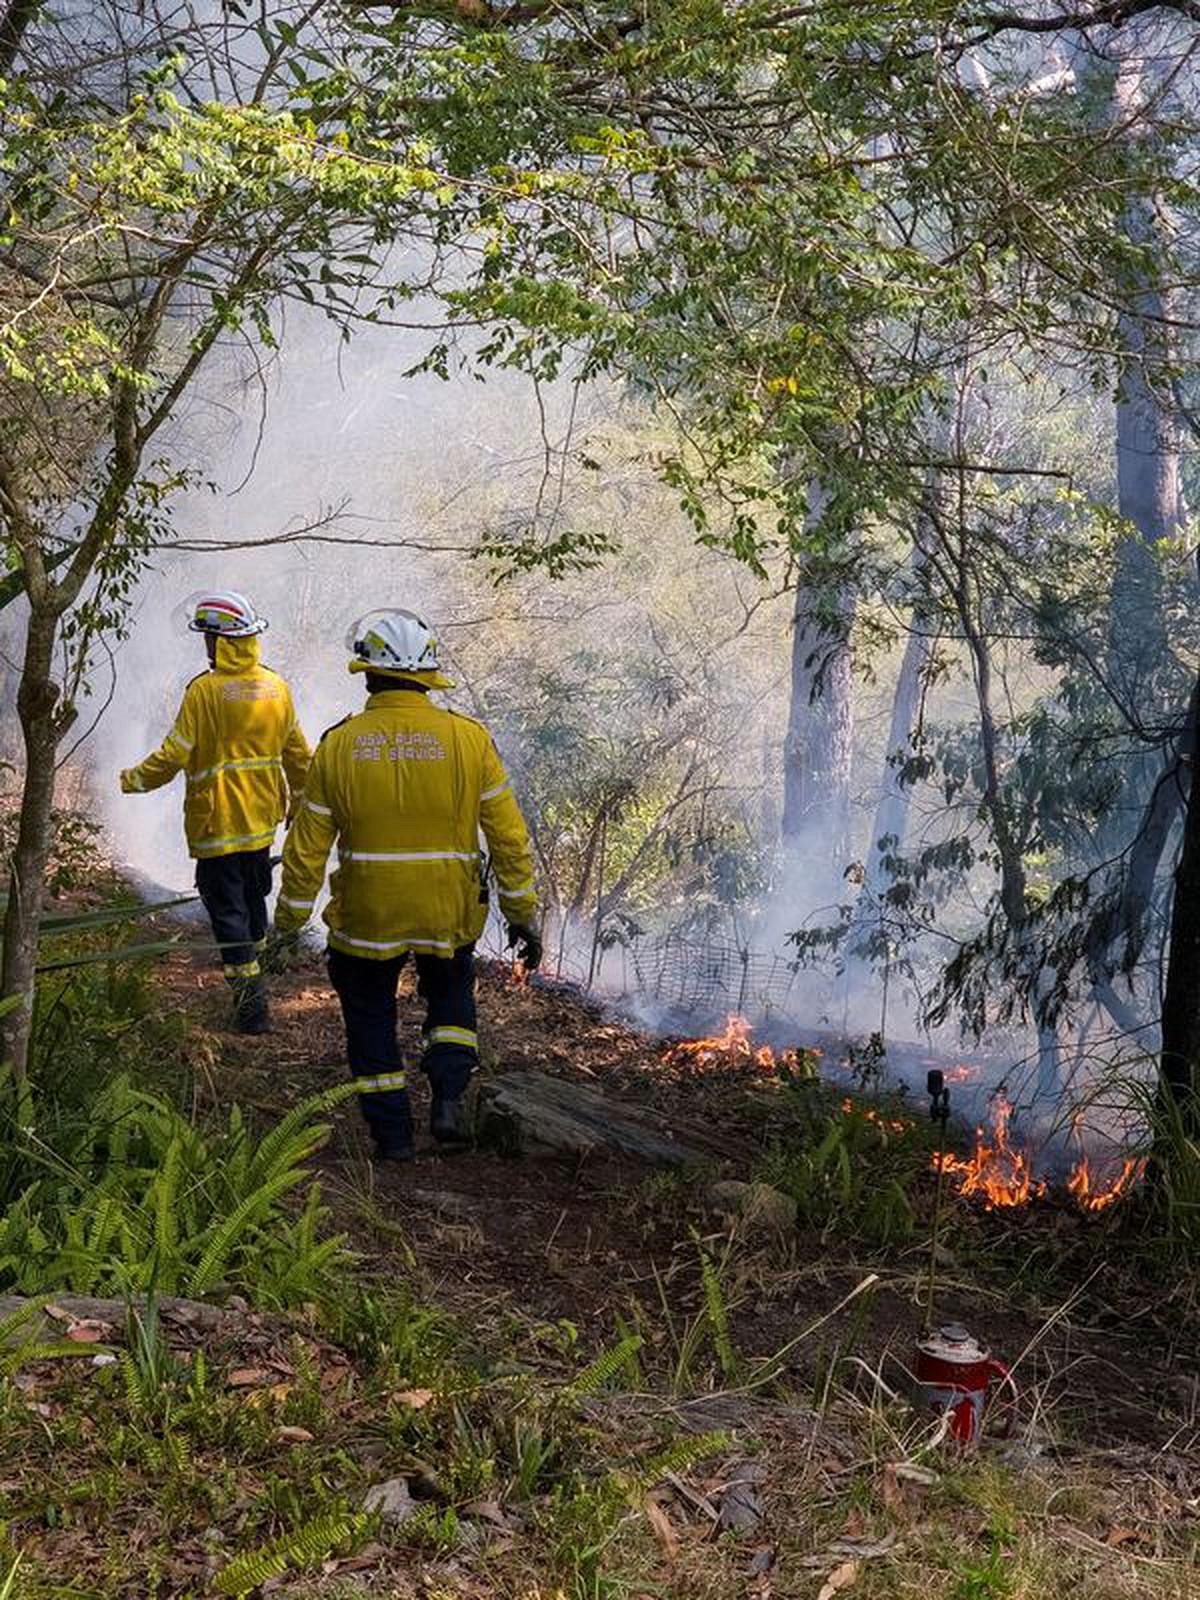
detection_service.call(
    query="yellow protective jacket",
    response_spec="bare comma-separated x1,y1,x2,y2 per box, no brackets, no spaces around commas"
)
120,635,311,859
276,689,537,959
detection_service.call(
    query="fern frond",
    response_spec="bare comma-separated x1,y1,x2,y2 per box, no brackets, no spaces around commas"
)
118,1348,148,1412
245,1083,358,1190
214,1510,369,1597
563,1333,644,1401
185,1168,307,1296
0,1296,47,1347
153,1135,182,1264
699,1244,738,1380
636,1429,731,1489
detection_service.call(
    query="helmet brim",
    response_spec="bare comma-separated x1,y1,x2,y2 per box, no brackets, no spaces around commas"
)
188,618,268,637
349,660,455,691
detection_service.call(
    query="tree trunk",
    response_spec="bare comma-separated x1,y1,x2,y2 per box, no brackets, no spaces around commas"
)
1109,191,1180,707
0,603,64,1082
861,520,936,908
781,488,855,886
1158,673,1200,1123
0,0,40,73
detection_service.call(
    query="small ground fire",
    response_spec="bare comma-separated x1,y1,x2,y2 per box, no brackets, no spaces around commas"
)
934,1094,1047,1208
662,1013,819,1077
1066,1154,1146,1213
934,1093,1145,1214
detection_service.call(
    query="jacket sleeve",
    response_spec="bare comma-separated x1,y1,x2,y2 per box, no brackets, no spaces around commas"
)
281,692,312,800
120,686,198,793
479,736,538,927
276,741,337,932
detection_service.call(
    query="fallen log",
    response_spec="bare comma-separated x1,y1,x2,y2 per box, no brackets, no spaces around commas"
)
0,1292,230,1342
474,1069,713,1165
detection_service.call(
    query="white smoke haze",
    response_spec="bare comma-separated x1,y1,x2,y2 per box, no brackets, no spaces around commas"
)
60,303,1143,1169
88,310,802,947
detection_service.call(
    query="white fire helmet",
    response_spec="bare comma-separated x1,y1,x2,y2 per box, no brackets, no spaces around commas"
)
346,608,455,689
185,590,268,637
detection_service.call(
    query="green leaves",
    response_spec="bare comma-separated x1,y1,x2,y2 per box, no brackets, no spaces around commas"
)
0,1075,353,1303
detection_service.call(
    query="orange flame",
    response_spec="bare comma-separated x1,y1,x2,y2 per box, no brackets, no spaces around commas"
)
840,1097,912,1136
933,1094,1047,1210
1066,1155,1146,1213
944,1064,977,1084
666,1014,775,1073
511,959,529,989
936,1096,1144,1213
664,1014,814,1077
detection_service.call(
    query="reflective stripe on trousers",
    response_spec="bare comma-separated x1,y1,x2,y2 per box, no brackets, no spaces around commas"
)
352,1071,408,1093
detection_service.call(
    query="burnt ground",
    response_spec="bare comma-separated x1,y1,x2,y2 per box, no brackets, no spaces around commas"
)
156,939,1200,1462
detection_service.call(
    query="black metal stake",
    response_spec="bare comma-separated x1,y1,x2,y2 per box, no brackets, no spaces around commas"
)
925,1068,951,1334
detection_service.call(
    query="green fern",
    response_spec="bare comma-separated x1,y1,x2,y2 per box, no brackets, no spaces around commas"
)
611,1313,645,1388
0,1297,47,1344
244,1082,358,1190
698,1242,739,1381
185,1168,309,1296
563,1333,644,1401
152,1134,182,1266
635,1429,731,1489
118,1348,150,1413
214,1510,369,1597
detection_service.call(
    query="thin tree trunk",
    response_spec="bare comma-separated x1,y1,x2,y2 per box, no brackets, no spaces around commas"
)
1109,189,1180,707
861,518,937,908
781,487,855,883
0,603,64,1082
1158,673,1200,1123
951,533,1062,1099
0,0,40,73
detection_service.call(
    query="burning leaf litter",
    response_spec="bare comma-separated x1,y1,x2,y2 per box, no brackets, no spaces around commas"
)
839,1099,913,1136
664,1019,1144,1216
662,1013,819,1077
1066,1154,1147,1213
934,1094,1048,1209
934,1094,1145,1214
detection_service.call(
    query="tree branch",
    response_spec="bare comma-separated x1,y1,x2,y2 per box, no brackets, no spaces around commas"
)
0,0,40,74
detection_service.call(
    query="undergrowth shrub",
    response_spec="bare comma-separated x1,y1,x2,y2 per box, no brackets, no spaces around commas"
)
758,1083,930,1245
1125,1080,1200,1261
0,952,355,1305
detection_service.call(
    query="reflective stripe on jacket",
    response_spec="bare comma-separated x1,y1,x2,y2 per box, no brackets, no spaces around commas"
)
276,689,537,959
121,635,311,859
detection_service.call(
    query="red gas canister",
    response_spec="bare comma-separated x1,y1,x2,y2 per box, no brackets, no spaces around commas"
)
914,1323,1016,1444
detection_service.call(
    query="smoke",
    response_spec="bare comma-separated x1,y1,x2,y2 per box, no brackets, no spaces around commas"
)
75,305,971,1053
93,311,589,892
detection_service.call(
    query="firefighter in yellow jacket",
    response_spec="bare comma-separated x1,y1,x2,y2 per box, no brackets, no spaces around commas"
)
273,609,542,1162
121,590,311,1034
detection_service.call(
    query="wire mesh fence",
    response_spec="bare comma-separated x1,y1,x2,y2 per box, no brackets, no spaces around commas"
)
629,931,800,1019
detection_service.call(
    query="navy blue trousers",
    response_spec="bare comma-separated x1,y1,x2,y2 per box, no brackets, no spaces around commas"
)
195,848,272,977
327,945,478,1152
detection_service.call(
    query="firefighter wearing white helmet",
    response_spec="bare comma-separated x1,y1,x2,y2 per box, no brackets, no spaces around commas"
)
273,608,542,1161
121,590,311,1034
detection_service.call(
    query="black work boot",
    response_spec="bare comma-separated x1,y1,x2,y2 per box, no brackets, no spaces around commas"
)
232,976,272,1036
366,1087,415,1166
430,1096,471,1147
373,1140,415,1165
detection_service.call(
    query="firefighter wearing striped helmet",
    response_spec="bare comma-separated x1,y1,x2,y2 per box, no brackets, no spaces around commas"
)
273,608,542,1161
120,591,311,1034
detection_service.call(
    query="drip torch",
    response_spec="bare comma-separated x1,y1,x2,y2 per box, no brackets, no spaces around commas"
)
916,1069,1018,1444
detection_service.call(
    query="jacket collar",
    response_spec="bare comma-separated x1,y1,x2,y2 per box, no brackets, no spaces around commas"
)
213,634,262,674
366,687,432,708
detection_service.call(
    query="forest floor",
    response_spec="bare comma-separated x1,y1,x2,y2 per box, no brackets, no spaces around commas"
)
8,928,1200,1599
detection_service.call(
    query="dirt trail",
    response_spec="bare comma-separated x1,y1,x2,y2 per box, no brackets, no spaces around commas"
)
158,943,1200,1455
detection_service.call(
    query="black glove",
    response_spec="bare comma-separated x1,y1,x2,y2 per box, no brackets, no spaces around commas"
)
506,922,543,972
261,925,301,976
